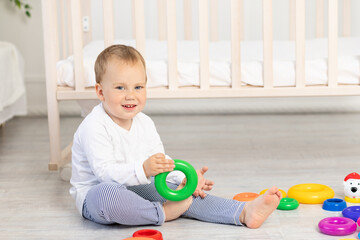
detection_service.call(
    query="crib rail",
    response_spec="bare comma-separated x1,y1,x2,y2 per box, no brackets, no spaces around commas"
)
52,0,357,100
42,0,359,170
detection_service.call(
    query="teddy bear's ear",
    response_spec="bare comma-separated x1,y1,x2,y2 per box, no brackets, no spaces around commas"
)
343,181,346,186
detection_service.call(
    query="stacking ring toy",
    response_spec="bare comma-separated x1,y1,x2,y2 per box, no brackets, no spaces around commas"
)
287,183,334,204
318,217,357,236
155,159,198,201
132,229,163,240
277,197,299,210
357,217,360,226
123,238,154,240
233,192,259,202
322,198,347,211
342,206,360,222
344,196,360,203
260,189,287,198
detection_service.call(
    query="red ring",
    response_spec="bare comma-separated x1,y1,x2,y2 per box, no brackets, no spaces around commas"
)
133,229,163,240
123,237,154,240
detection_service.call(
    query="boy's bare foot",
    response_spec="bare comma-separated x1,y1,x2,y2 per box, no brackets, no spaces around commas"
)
163,182,193,222
239,186,282,228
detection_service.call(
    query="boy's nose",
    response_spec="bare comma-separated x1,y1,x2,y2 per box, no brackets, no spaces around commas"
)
125,91,135,99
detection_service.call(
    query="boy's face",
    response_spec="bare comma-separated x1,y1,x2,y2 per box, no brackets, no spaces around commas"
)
96,57,147,129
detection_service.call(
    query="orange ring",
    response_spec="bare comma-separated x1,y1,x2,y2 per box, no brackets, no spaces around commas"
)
233,192,260,202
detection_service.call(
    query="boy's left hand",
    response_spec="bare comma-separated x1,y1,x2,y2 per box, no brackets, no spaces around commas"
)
182,166,214,198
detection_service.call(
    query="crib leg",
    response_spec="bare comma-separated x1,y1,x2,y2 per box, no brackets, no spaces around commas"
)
47,101,61,171
59,142,73,181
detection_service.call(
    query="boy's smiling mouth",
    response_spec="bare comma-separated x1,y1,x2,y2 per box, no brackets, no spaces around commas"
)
122,104,137,110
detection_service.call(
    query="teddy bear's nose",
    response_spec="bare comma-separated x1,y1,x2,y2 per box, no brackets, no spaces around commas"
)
351,187,358,193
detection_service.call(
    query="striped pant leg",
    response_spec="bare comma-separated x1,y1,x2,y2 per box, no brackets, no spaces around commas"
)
127,179,245,226
82,182,165,226
126,177,168,203
182,194,245,226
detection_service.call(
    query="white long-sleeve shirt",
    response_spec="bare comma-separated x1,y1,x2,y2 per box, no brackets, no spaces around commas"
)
70,103,184,215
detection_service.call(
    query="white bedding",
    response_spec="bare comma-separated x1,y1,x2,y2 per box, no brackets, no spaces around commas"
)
57,38,360,88
0,42,27,124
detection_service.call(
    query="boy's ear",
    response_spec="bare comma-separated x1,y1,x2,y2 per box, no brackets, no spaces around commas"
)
95,83,105,101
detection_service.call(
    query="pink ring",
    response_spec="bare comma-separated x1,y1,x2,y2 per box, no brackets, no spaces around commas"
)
318,217,357,236
357,217,360,226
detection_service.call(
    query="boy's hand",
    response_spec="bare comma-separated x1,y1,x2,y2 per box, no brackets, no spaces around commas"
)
143,153,175,178
182,166,214,198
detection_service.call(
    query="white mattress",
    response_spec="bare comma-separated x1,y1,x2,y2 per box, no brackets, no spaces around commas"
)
57,38,360,88
0,42,27,124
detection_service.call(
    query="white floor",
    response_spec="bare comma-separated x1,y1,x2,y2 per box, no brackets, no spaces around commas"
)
1,114,360,239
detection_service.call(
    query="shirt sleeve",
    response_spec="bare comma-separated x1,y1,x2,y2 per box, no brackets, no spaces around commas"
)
80,123,151,186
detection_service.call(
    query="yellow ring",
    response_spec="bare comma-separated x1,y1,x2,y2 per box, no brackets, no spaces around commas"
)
287,183,334,204
260,189,287,198
344,196,360,203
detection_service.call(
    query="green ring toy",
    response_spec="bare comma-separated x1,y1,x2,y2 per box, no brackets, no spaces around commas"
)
155,159,198,201
277,197,299,210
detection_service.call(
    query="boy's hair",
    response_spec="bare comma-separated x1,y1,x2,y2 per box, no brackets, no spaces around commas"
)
94,44,146,83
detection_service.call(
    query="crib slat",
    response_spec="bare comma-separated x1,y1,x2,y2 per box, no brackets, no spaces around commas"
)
67,0,73,55
343,0,351,37
210,0,218,41
71,0,85,91
328,0,338,88
167,0,178,90
158,0,166,40
60,0,67,59
295,0,305,88
103,0,114,47
263,0,273,88
316,0,324,38
184,0,192,40
41,0,61,170
134,0,146,56
289,0,295,40
131,0,135,39
199,0,210,89
230,0,241,88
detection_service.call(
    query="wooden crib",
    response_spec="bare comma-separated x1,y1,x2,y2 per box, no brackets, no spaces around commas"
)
41,0,358,171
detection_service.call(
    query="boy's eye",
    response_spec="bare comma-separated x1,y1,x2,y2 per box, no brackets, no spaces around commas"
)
116,86,124,90
135,86,143,90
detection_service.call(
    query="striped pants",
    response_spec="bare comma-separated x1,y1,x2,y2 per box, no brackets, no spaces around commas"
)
82,179,245,226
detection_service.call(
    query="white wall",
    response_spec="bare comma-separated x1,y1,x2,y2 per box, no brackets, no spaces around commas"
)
1,0,360,116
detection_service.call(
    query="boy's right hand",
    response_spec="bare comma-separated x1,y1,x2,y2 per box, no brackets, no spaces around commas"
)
143,153,175,178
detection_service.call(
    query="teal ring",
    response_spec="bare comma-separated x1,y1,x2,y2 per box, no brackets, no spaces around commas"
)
155,159,198,201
